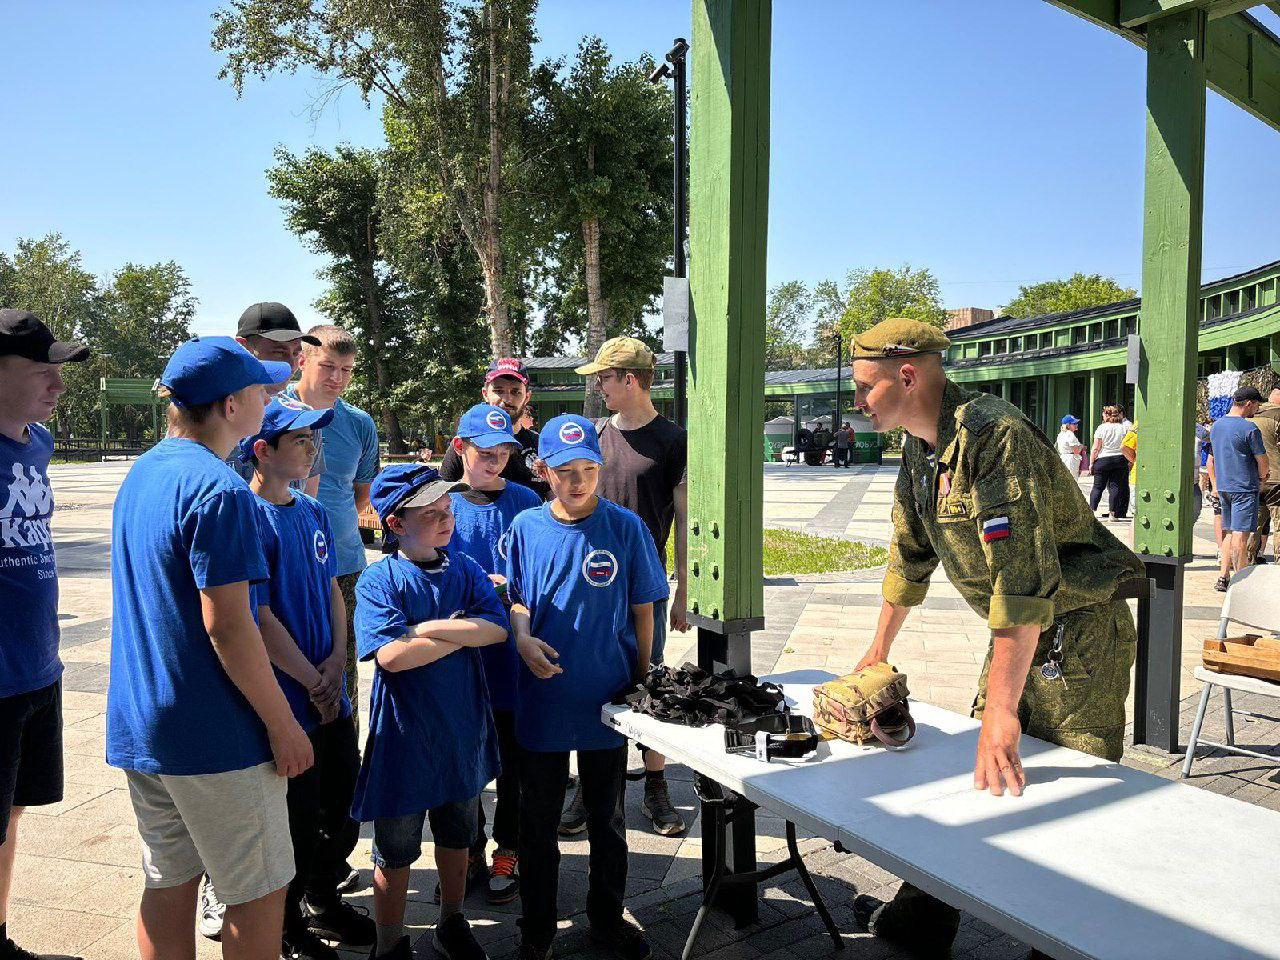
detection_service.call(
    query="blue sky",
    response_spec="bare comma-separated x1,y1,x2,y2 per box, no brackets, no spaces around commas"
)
3,1,1280,337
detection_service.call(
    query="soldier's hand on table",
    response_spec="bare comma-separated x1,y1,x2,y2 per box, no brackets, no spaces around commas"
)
974,707,1025,797
855,641,891,673
518,635,563,679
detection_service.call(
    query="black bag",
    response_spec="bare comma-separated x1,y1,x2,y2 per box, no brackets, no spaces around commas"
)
621,662,786,727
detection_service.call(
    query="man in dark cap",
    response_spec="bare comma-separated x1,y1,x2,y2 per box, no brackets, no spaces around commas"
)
847,318,1144,958
1208,385,1269,591
0,309,89,960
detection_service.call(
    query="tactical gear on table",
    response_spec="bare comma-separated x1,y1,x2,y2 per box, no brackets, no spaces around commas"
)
811,663,916,747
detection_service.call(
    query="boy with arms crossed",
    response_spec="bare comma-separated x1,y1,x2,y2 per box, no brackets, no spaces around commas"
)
447,404,541,904
238,398,375,958
505,415,668,960
352,465,508,960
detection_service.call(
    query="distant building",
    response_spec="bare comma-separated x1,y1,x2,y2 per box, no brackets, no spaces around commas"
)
947,307,996,331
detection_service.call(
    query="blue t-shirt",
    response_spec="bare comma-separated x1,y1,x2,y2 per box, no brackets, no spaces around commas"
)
107,439,272,775
351,549,506,821
504,498,669,752
0,424,61,698
1210,415,1267,493
251,492,350,730
448,482,541,711
286,391,380,578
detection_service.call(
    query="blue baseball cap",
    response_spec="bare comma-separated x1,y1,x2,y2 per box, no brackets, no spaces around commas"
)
369,464,467,522
235,397,334,463
1061,414,1081,426
539,414,602,468
456,403,518,448
160,336,291,407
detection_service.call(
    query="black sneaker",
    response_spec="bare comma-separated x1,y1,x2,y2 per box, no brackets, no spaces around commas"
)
588,917,650,960
0,935,44,960
852,894,958,954
435,913,488,960
283,925,341,960
558,787,587,836
303,896,376,947
486,849,520,904
1216,575,1231,592
432,854,487,903
640,776,686,837
369,936,412,960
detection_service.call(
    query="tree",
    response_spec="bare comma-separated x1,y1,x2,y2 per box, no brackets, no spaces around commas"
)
266,145,405,451
824,265,948,340
89,262,196,377
1001,273,1137,319
764,280,813,371
213,0,537,358
530,37,674,414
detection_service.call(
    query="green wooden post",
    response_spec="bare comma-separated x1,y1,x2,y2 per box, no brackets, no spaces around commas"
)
1226,341,1242,371
1269,332,1280,373
687,0,769,923
1088,369,1104,436
1132,7,1207,752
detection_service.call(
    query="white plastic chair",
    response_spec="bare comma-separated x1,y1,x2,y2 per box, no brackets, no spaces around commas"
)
1182,564,1280,777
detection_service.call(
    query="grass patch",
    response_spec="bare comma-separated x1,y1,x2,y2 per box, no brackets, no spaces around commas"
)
667,528,887,576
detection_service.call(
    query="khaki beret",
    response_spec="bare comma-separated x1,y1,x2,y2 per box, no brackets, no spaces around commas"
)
574,336,656,375
850,318,951,360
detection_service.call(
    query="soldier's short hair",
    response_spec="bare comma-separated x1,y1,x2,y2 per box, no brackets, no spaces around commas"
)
303,324,357,357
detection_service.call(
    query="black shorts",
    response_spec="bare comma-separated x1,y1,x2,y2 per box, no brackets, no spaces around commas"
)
1,680,64,844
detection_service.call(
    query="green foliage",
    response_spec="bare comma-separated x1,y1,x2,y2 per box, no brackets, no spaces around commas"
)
824,265,948,340
1001,273,1136,319
764,280,814,371
0,235,194,438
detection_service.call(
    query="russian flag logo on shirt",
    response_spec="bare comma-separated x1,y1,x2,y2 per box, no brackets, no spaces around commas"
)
982,516,1011,543
313,529,329,563
582,549,619,587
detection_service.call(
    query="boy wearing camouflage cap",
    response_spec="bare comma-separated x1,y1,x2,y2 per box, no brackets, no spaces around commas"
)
847,318,1144,956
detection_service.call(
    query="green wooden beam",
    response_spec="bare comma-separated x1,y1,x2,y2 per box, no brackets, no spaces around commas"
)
1120,0,1259,29
1044,1,1280,133
1133,8,1207,559
687,0,770,631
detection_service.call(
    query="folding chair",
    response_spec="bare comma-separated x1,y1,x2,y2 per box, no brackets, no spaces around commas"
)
1182,564,1280,777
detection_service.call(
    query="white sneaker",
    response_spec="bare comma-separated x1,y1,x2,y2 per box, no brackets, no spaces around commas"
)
198,874,225,940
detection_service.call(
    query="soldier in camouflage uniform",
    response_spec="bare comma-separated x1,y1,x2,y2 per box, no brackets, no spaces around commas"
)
846,318,1144,956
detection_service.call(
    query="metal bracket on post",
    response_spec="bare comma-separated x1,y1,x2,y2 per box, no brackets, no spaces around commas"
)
1133,554,1188,753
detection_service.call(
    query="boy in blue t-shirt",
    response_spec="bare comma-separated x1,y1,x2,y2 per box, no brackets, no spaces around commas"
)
504,415,668,960
238,397,374,958
107,337,314,959
447,403,541,904
352,464,508,960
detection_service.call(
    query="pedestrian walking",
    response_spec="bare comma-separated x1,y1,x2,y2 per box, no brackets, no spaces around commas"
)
1055,415,1085,476
1089,405,1131,520
1209,386,1269,591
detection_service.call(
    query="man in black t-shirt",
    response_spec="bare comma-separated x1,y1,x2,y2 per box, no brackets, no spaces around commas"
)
439,358,550,499
562,336,689,837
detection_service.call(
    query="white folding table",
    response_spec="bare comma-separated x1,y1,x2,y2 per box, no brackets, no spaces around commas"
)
603,669,1280,960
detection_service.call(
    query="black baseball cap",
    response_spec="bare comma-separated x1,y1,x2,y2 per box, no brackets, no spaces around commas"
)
236,302,320,344
1235,385,1266,404
0,309,89,363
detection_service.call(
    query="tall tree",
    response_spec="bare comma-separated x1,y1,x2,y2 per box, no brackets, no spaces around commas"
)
819,265,948,340
266,145,405,451
213,0,537,358
530,37,674,414
764,280,813,371
1001,273,1137,319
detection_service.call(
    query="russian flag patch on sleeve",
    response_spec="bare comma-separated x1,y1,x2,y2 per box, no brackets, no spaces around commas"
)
982,516,1011,542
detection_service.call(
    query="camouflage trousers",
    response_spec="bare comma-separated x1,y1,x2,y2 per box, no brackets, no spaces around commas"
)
874,598,1137,946
336,572,361,734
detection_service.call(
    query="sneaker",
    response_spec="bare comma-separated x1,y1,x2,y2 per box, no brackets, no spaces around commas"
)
283,925,341,960
435,913,488,960
1215,575,1231,592
303,897,375,947
640,776,686,837
197,875,225,941
588,917,651,960
0,934,43,960
432,855,486,903
852,894,958,954
369,935,412,960
335,864,366,895
486,849,519,904
558,787,587,836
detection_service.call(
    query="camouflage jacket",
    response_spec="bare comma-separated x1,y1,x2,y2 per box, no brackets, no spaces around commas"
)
884,381,1144,630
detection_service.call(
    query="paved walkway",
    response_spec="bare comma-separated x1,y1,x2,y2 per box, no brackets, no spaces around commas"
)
12,460,1280,960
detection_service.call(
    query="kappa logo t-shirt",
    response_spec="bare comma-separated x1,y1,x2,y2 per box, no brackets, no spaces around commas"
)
0,423,61,698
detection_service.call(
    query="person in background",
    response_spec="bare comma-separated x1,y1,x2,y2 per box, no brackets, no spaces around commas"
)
833,420,851,468
1209,386,1269,591
1121,422,1138,488
1248,386,1280,564
1199,420,1224,560
1089,405,1131,521
0,309,89,960
1056,415,1085,476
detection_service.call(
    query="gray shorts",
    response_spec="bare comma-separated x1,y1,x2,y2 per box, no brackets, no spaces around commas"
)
124,761,294,905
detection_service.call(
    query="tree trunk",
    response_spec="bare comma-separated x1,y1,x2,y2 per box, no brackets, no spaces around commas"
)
482,0,511,358
360,259,405,454
582,210,608,419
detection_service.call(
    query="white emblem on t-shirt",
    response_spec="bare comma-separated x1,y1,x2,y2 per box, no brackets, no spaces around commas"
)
1,464,53,549
581,548,619,587
313,529,329,564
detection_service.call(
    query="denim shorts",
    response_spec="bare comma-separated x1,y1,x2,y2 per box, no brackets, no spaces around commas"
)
1220,490,1260,533
372,795,480,869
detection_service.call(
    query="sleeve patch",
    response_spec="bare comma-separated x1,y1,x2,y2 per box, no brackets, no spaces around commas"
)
982,516,1011,542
